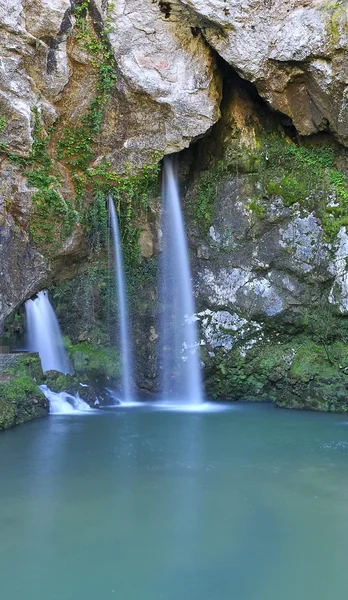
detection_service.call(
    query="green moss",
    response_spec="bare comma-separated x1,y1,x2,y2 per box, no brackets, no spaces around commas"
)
0,377,48,430
86,158,160,263
52,259,111,341
326,1,346,44
7,355,43,381
193,163,225,233
0,308,25,348
30,187,77,248
0,115,7,151
192,123,348,241
0,376,43,402
259,135,348,239
57,1,116,172
67,340,120,380
266,175,307,207
0,401,17,430
247,197,266,219
9,107,77,253
205,333,348,412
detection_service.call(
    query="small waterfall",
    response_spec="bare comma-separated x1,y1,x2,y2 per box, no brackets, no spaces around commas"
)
40,385,93,414
108,196,134,402
25,291,71,374
160,156,203,403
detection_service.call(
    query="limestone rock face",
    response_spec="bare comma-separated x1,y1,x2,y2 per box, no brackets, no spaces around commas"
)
1,0,348,409
0,161,48,329
0,0,221,327
105,0,221,166
181,81,348,409
194,186,331,329
178,0,348,144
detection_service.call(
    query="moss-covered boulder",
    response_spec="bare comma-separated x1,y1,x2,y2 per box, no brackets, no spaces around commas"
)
204,335,348,412
0,376,48,430
0,353,49,430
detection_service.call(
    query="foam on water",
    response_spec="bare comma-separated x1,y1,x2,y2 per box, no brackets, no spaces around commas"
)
105,388,143,407
153,401,231,413
40,385,94,415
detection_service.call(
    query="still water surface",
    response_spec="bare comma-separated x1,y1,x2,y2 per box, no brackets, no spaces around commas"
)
1,403,348,599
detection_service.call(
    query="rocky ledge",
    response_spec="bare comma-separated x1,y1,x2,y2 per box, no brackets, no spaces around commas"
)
0,353,49,430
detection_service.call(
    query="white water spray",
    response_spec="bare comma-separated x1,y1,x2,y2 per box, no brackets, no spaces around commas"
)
25,290,71,374
160,156,203,403
108,197,134,402
40,385,93,414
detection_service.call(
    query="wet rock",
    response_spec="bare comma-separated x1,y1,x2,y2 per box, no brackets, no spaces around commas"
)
0,353,48,430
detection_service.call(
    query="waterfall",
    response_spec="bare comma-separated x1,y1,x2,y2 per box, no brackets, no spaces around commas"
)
108,196,134,402
160,156,203,403
39,385,93,414
25,290,71,374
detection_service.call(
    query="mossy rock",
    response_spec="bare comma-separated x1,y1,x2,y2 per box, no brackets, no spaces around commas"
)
0,401,17,430
0,376,49,430
42,371,99,406
67,340,120,381
204,335,348,412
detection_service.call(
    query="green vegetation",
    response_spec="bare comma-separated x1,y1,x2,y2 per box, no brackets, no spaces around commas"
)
52,258,111,340
0,376,41,402
192,142,261,234
205,330,348,412
86,159,160,263
0,376,47,431
193,162,225,233
247,197,266,219
2,0,159,261
9,107,76,252
67,340,120,380
57,0,116,171
0,116,7,151
0,400,16,430
191,123,348,241
6,354,43,381
326,0,346,44
51,259,120,383
257,135,348,239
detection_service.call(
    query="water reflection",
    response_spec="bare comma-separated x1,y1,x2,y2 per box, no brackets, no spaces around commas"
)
0,405,348,599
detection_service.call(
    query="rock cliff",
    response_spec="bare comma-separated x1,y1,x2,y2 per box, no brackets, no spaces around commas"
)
1,0,348,410
0,0,220,326
181,73,348,410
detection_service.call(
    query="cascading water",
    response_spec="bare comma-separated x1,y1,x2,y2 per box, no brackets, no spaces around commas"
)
39,385,93,414
25,290,71,374
160,156,203,404
108,196,134,402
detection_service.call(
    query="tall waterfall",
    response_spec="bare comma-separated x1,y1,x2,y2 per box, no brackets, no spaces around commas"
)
25,290,71,374
160,156,203,403
108,196,134,402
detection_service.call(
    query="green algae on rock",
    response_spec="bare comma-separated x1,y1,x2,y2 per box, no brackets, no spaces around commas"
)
0,373,48,431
